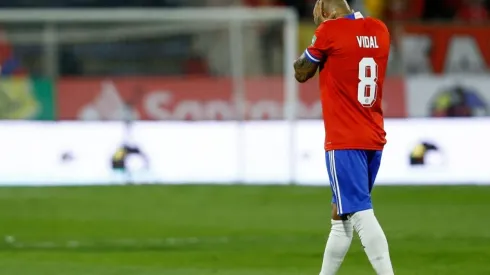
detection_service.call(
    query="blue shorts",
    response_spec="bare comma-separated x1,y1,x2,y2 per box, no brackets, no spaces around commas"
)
325,149,382,216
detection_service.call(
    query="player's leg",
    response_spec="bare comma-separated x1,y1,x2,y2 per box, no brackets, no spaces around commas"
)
318,203,354,275
348,150,394,275
318,151,354,275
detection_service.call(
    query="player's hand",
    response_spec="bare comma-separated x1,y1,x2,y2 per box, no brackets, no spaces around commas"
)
313,0,337,25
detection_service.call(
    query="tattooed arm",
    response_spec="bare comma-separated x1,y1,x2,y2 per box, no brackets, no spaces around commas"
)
295,17,332,83
293,52,319,83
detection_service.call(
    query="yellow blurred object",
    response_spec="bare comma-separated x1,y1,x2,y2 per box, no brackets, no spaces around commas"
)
434,93,452,112
113,148,127,161
364,0,386,19
298,22,317,56
411,144,426,158
0,77,38,119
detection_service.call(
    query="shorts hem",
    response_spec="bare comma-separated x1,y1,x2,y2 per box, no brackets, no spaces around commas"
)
338,204,373,216
325,146,384,151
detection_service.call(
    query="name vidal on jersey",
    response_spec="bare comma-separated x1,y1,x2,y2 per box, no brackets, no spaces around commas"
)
357,36,379,49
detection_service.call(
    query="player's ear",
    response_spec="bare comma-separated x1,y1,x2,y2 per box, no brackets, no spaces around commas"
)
321,0,331,18
326,11,337,20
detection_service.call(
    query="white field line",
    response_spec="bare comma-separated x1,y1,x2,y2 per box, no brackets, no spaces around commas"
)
2,235,318,249
2,236,237,249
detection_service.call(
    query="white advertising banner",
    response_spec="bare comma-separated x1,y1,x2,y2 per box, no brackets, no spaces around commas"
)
0,119,488,186
406,76,490,117
296,119,490,185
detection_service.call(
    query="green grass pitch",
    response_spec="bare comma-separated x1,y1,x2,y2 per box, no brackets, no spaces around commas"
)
0,185,489,275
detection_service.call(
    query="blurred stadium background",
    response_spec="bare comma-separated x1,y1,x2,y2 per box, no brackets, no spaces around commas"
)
0,0,490,274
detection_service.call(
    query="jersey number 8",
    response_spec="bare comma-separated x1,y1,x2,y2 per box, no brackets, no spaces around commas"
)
358,57,378,107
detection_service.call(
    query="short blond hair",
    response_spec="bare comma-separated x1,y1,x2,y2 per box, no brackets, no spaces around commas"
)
321,0,352,13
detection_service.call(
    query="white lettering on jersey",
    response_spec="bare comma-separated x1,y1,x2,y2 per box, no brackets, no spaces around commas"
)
356,36,379,49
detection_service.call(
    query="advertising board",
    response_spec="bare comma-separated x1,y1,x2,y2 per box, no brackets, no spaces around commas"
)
56,77,406,120
405,76,490,117
54,75,490,120
0,119,487,186
401,24,490,74
295,119,490,185
0,77,55,120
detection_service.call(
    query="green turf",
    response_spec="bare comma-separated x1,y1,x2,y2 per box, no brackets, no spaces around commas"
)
0,185,488,275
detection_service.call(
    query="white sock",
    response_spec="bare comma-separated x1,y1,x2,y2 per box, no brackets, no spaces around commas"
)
319,219,354,275
350,209,394,275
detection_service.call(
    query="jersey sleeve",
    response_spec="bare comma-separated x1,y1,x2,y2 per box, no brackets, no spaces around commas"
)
304,22,334,64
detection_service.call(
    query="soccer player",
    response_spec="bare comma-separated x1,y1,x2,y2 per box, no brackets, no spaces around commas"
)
293,0,394,274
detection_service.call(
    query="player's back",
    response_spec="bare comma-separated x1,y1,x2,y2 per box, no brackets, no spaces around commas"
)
316,14,390,151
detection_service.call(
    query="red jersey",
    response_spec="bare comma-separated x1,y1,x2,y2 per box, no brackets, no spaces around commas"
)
305,12,390,151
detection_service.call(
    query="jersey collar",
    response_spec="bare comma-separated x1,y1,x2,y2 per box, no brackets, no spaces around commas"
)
344,11,364,20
